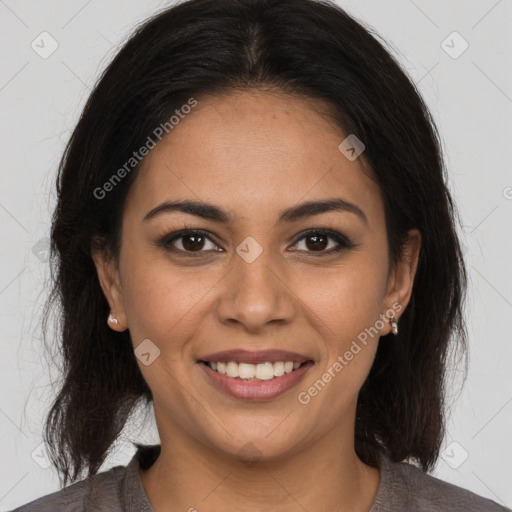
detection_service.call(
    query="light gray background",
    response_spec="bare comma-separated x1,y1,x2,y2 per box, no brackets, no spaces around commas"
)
1,0,511,509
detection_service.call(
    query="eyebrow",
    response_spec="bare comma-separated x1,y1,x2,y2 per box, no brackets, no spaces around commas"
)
143,197,368,226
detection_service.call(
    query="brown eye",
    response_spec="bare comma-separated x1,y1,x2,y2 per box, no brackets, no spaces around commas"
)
181,233,206,251
160,228,355,258
292,229,355,256
304,233,329,251
161,230,221,255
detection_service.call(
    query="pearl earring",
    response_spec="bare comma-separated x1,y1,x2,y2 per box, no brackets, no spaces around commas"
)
389,315,398,335
108,313,119,326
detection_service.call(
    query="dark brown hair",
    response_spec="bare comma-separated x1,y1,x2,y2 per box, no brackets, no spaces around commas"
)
42,0,468,486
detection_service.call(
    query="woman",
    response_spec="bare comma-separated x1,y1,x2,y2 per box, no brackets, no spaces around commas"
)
12,0,510,510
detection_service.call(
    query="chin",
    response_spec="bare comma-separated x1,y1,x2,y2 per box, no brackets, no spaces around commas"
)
203,428,305,464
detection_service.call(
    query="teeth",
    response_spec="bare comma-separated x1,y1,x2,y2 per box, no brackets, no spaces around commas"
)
273,361,285,377
226,361,238,378
255,362,274,380
207,360,304,380
238,363,255,379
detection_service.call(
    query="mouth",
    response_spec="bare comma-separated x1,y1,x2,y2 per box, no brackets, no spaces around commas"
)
199,360,310,381
197,349,314,400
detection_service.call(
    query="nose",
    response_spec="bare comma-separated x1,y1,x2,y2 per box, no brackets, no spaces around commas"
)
215,243,296,333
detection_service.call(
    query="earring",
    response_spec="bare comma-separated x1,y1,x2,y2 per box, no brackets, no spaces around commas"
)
108,313,119,326
389,315,398,335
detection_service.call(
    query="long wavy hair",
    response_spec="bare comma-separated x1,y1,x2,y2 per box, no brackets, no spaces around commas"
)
42,0,468,486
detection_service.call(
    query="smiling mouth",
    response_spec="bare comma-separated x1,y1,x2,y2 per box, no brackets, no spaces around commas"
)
199,360,312,382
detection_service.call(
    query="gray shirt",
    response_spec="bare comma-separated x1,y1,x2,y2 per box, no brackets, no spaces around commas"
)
10,444,511,511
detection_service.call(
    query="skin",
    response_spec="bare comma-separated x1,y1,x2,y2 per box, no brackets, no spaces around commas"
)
92,90,421,512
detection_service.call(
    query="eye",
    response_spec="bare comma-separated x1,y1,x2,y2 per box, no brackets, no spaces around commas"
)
160,229,221,256
159,228,356,257
291,229,355,256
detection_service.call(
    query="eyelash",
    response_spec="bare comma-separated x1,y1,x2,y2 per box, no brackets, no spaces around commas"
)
159,228,357,257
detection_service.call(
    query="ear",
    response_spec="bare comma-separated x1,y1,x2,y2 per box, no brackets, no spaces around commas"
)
381,228,422,335
91,241,128,332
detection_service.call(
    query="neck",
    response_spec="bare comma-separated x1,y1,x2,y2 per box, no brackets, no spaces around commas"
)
138,417,381,512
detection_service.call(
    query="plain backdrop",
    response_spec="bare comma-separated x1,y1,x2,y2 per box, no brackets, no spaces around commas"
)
0,0,511,509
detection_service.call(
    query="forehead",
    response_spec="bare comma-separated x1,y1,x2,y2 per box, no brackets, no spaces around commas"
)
126,91,384,226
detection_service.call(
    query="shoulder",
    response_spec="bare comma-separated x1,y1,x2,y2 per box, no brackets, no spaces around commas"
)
372,455,511,512
9,464,128,512
9,444,159,512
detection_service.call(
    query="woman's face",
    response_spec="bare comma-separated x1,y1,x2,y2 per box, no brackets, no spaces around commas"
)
94,90,420,462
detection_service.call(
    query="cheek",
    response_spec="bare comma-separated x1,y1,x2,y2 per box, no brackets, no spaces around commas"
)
299,267,384,413
302,261,386,338
119,250,207,346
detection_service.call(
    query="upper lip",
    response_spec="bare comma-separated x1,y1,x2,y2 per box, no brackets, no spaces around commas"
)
198,349,312,365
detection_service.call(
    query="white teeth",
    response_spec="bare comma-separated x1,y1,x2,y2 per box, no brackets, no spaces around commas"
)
238,363,255,379
207,360,304,380
226,361,238,378
255,362,274,380
273,361,285,377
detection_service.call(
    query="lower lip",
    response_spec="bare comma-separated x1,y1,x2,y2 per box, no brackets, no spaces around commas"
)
199,361,314,401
